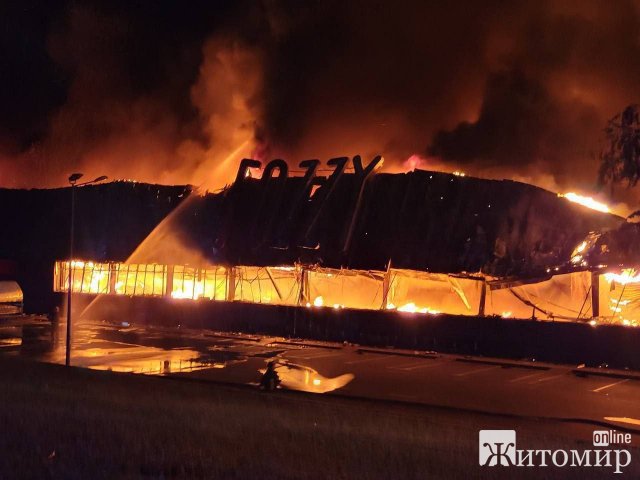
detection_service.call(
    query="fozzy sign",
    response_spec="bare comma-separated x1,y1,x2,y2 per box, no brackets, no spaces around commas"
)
234,155,383,184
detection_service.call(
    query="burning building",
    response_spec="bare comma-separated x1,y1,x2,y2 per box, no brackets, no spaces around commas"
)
2,155,639,366
48,156,637,326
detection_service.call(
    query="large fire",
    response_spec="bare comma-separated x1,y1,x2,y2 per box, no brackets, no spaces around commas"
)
395,302,440,315
603,269,640,285
55,260,447,315
602,269,640,327
53,260,640,326
559,192,610,213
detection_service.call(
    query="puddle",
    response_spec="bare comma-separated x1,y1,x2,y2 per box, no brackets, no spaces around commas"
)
259,358,354,393
251,349,286,358
0,320,353,389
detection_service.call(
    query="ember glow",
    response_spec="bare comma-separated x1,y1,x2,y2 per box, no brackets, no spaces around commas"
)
570,240,588,265
395,302,440,315
599,269,640,327
559,193,610,214
569,232,602,266
604,269,640,285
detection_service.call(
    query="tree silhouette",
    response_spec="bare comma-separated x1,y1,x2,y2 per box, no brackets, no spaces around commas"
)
599,104,640,187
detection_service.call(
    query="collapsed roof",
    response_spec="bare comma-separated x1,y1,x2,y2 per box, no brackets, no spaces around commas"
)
0,169,624,282
190,169,622,277
0,167,627,312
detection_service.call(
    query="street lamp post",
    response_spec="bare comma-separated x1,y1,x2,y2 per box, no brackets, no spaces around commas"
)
65,173,108,367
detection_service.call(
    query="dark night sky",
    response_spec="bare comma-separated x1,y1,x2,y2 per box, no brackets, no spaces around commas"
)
1,0,640,207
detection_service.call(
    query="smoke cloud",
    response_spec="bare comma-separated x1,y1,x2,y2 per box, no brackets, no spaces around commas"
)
0,1,264,190
2,0,640,208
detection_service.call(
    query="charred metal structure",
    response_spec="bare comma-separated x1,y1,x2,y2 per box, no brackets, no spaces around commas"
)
0,166,622,309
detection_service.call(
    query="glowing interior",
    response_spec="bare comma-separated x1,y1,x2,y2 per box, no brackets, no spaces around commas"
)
53,260,638,326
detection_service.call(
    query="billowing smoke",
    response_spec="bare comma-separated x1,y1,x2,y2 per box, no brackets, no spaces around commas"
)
0,1,265,190
171,36,264,190
258,0,640,208
2,0,640,208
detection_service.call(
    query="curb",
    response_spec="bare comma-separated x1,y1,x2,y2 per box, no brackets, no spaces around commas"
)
356,347,438,359
572,368,640,381
271,340,342,350
455,357,550,370
204,332,261,342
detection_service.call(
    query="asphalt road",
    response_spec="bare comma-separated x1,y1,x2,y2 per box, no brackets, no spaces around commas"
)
4,320,640,433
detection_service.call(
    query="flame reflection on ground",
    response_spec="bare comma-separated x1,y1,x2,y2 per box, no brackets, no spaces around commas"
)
260,359,355,394
0,321,356,394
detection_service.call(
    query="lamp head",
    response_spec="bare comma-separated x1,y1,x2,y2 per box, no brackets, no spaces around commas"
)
68,173,83,185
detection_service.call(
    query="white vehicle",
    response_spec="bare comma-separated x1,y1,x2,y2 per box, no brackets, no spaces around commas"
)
0,281,23,315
